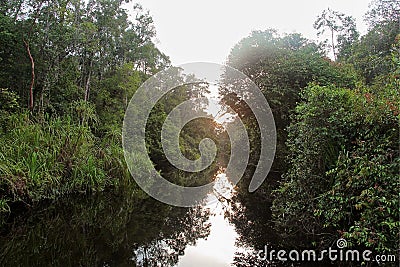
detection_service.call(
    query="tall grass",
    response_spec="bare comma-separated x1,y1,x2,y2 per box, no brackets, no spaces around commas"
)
0,112,133,221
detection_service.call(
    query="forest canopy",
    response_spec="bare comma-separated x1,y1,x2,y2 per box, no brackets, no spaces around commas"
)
0,0,399,262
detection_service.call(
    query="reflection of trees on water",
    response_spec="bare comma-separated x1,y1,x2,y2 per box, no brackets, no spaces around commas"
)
0,189,211,267
224,187,279,267
132,206,210,266
225,182,337,267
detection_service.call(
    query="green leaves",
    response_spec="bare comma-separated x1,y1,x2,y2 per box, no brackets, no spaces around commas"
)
314,8,359,61
273,81,399,252
0,113,133,206
0,0,169,113
225,30,357,175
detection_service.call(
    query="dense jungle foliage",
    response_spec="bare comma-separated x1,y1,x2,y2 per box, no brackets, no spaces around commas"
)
0,0,218,226
0,0,399,261
223,0,399,257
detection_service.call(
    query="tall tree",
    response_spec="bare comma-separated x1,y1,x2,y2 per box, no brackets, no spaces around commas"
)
314,8,359,61
345,0,400,84
223,30,356,176
0,0,169,112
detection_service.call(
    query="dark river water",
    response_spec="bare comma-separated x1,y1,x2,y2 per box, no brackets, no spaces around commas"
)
0,172,330,266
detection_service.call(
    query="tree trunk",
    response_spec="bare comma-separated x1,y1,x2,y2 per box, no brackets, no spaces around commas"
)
84,59,93,102
24,39,35,110
331,29,337,61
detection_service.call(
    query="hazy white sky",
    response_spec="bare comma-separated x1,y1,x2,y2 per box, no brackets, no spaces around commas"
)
132,0,371,65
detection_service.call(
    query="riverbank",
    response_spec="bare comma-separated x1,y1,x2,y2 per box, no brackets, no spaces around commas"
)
0,111,133,226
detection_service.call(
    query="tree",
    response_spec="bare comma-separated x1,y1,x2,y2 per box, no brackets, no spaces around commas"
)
0,0,169,113
365,0,400,29
0,0,172,216
223,30,357,176
314,8,359,61
345,0,400,84
272,38,400,250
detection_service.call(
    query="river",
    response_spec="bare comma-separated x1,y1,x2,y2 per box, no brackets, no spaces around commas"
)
0,171,326,266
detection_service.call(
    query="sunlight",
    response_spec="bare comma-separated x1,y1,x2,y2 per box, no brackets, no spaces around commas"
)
204,84,236,125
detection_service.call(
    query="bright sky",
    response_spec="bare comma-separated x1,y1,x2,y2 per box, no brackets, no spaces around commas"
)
133,0,371,65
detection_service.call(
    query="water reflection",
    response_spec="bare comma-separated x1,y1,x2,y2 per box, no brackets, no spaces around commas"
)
177,173,238,267
1,171,308,267
0,187,211,266
177,202,237,267
225,173,338,267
